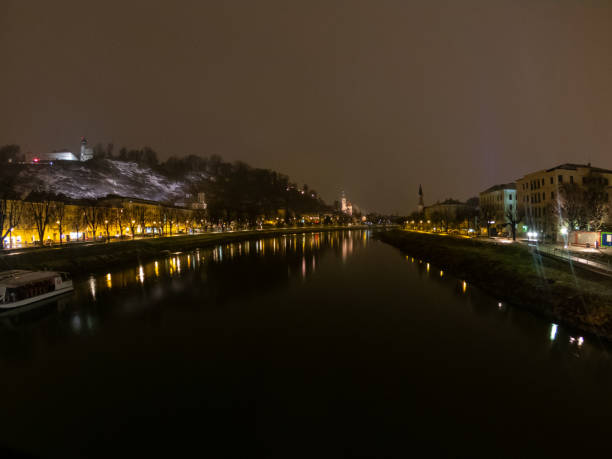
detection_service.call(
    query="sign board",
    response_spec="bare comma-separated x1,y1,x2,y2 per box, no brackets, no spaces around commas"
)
601,232,612,247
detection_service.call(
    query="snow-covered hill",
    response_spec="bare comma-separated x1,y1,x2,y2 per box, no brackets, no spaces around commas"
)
12,159,198,202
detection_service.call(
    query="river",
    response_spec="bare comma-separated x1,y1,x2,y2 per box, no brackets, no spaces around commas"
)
1,230,611,457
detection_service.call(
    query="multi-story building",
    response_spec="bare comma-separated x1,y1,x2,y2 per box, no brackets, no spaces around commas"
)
175,192,207,210
478,183,516,235
516,163,612,239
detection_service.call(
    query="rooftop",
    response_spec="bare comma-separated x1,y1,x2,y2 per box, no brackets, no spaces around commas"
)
481,183,516,194
544,163,612,174
0,270,62,287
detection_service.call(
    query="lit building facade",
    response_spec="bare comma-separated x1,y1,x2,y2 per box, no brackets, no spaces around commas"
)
478,183,516,235
516,163,612,239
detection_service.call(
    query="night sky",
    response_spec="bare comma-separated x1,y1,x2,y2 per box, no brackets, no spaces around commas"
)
2,0,612,213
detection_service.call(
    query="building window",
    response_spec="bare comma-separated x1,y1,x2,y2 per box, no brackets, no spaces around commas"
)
570,176,574,184
542,178,545,186
542,192,545,200
551,191,555,199
509,204,512,211
509,194,513,200
558,175,563,183
550,177,553,184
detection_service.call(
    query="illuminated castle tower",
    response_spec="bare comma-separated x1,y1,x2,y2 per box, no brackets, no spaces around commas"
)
79,136,94,161
417,184,424,213
341,191,348,213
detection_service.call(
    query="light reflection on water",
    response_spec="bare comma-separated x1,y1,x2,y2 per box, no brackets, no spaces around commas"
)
12,229,598,355
1,229,612,457
74,230,595,354
83,231,364,298
398,250,598,354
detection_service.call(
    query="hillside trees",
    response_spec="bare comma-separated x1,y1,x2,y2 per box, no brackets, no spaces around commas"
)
0,144,23,163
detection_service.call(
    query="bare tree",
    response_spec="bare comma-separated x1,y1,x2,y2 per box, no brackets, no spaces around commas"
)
506,203,524,241
52,201,67,245
134,205,148,237
0,198,23,248
70,206,87,242
101,207,113,242
430,210,450,232
555,183,586,235
126,206,139,239
583,173,610,231
193,209,207,230
154,205,167,236
479,204,496,237
27,194,53,245
114,205,127,238
83,201,103,241
167,207,178,235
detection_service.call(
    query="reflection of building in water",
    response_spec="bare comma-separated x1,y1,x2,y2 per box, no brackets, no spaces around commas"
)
341,235,354,261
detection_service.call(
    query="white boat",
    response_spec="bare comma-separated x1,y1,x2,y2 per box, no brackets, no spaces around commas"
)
0,270,74,309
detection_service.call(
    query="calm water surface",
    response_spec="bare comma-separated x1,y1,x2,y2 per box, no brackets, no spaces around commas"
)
1,230,611,457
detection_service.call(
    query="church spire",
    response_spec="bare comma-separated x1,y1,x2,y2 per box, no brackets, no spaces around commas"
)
417,184,424,213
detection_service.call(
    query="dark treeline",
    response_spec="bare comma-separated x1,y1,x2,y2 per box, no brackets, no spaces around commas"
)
160,154,332,223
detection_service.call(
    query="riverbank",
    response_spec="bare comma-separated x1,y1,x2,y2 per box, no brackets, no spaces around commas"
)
0,226,374,276
376,229,612,340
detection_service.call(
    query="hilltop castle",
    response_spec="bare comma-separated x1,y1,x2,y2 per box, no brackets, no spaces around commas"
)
36,137,93,162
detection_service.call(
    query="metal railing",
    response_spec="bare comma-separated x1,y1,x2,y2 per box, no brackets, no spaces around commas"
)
536,245,612,273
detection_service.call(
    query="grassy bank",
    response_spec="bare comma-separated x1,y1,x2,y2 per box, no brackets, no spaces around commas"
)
376,229,612,340
0,226,368,277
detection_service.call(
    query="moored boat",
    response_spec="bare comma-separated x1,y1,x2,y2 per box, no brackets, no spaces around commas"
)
0,270,74,309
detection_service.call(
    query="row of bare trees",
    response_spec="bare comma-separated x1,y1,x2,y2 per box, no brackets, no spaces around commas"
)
1,192,208,248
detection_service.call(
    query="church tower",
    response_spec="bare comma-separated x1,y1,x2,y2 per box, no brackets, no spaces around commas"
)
79,136,93,161
417,184,424,213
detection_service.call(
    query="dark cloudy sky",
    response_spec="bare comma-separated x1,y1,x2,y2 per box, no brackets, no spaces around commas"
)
1,0,612,213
